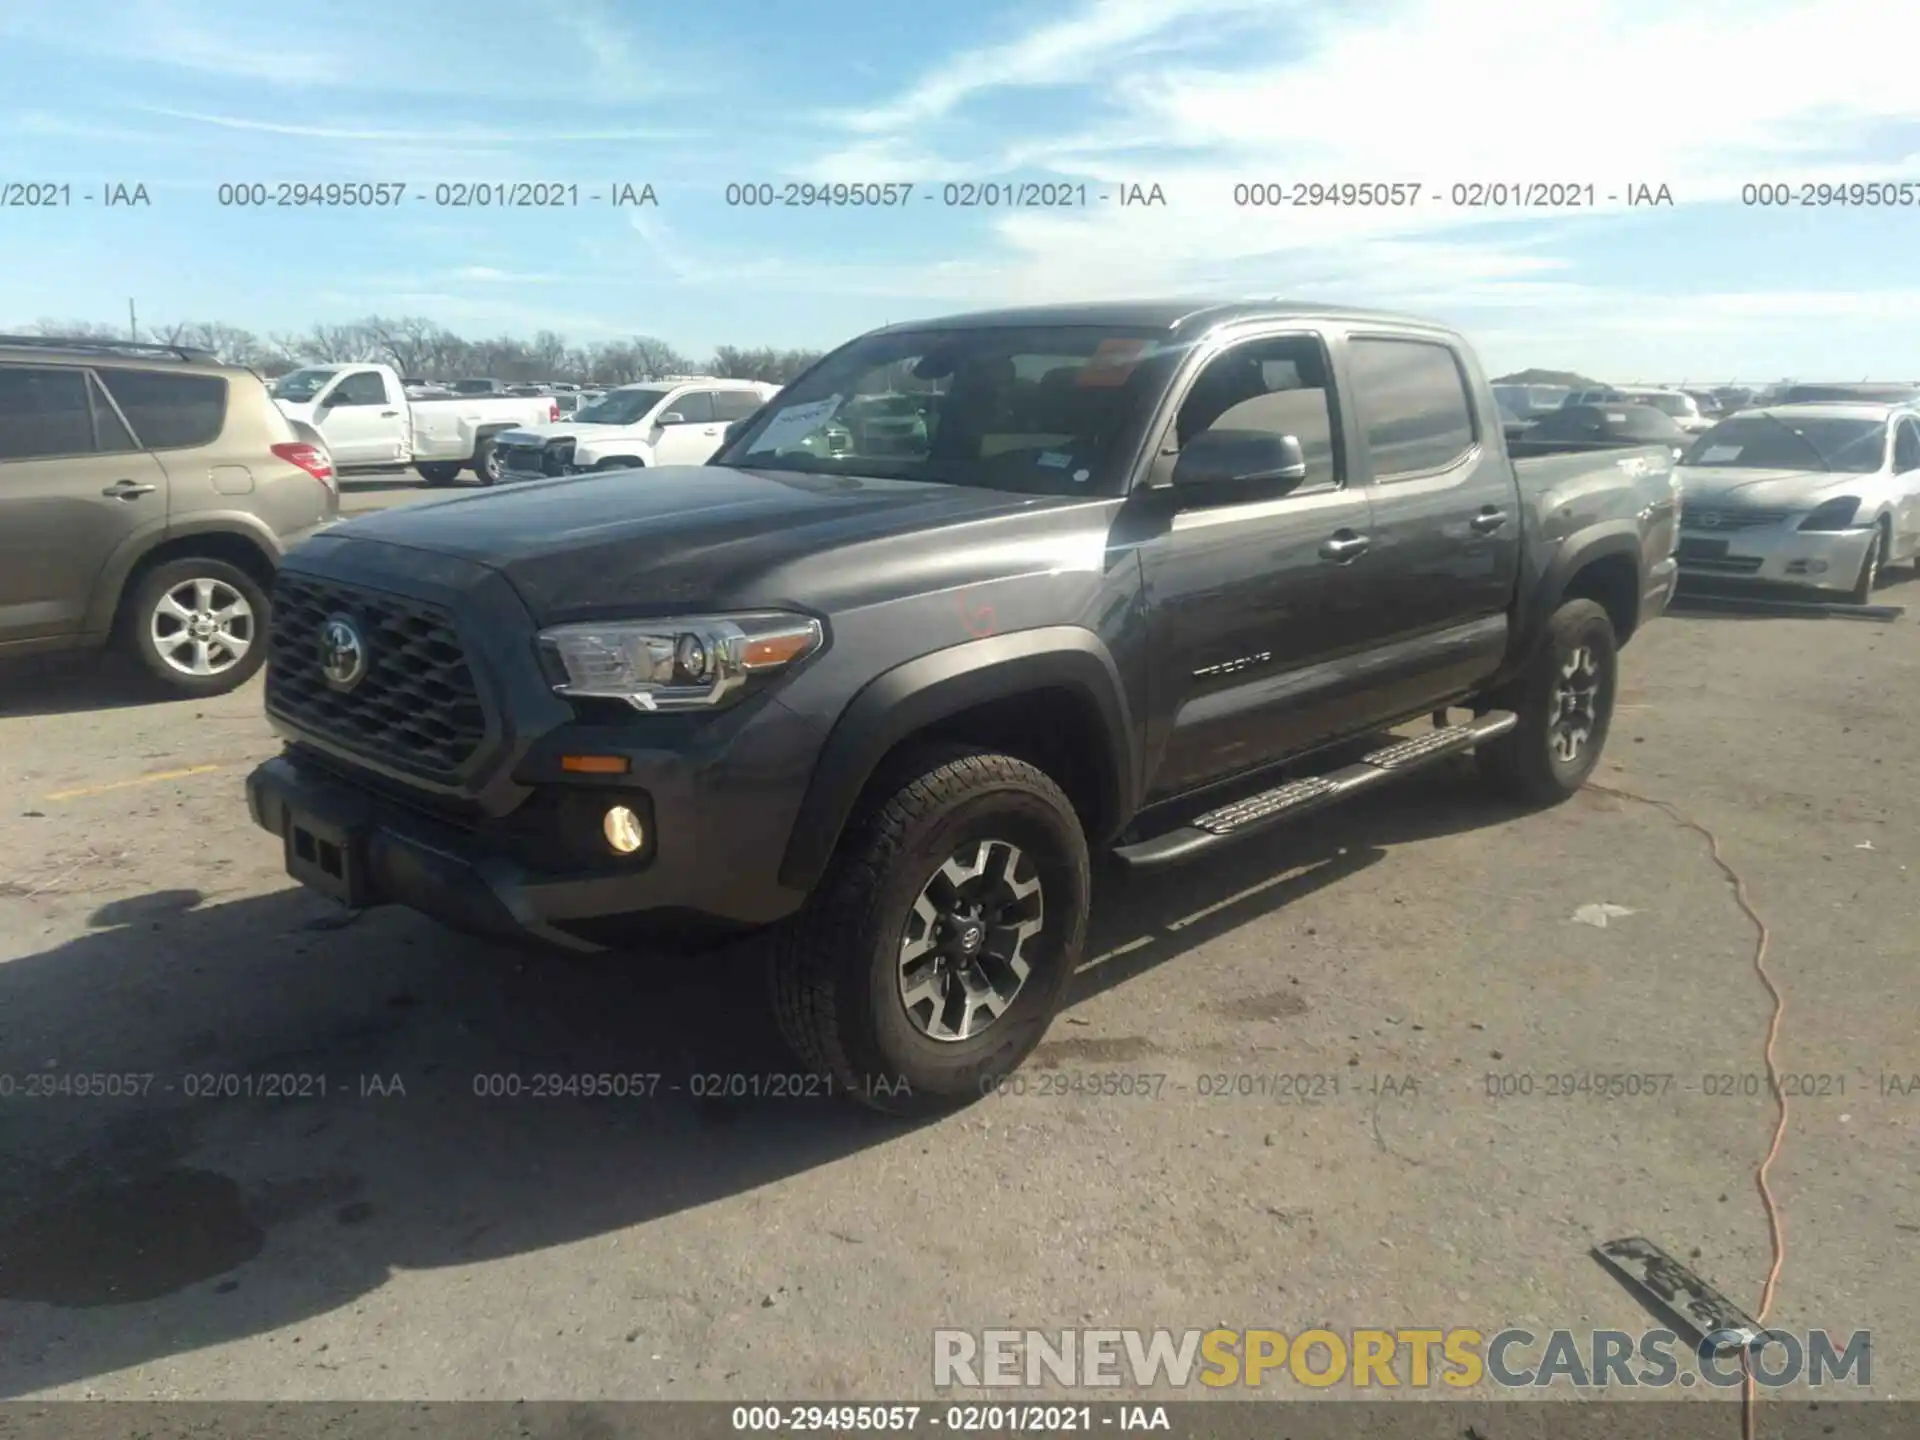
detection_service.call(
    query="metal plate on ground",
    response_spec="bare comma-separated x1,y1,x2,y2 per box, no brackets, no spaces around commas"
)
1593,1236,1763,1351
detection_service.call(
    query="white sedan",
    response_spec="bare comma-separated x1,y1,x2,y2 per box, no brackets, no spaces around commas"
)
1673,403,1920,602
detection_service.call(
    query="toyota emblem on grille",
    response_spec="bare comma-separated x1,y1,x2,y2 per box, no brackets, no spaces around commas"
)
1697,511,1722,528
318,614,368,691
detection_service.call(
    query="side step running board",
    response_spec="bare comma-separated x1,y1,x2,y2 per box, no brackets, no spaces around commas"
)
1112,711,1518,870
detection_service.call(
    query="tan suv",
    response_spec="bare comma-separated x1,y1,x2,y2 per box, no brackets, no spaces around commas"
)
0,335,338,696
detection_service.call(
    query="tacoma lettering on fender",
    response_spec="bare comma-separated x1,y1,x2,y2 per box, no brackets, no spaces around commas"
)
246,300,1681,1113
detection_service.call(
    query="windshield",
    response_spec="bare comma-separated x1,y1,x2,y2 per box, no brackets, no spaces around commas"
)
574,388,667,425
1633,392,1694,418
270,368,338,403
1682,415,1887,473
713,325,1184,496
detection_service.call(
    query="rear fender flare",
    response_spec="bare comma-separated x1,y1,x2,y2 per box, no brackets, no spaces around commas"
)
1505,521,1642,677
776,627,1138,892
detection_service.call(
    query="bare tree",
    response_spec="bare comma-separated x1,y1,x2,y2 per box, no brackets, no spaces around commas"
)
146,321,270,367
367,316,455,379
27,318,125,340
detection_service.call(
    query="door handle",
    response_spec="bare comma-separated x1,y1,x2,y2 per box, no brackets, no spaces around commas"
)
1318,530,1370,562
1470,508,1508,533
102,479,157,499
380,409,399,417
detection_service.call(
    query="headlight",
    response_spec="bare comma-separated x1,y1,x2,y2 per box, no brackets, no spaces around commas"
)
537,612,824,711
1798,496,1861,531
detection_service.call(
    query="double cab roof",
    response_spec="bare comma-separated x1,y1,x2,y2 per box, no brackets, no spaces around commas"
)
874,299,1455,342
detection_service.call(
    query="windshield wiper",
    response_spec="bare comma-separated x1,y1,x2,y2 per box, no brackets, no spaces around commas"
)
1754,414,1830,471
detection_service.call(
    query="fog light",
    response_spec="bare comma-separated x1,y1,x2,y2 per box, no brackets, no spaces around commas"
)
603,804,645,855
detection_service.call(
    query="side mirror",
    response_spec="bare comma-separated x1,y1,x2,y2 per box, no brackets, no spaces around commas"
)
1170,430,1308,498
723,417,755,446
657,411,686,426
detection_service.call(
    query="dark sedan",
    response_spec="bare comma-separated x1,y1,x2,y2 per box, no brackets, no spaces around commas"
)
1507,403,1692,459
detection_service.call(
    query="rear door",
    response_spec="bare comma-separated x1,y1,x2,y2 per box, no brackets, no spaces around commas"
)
1136,329,1381,800
1335,331,1522,723
653,389,723,464
0,364,169,643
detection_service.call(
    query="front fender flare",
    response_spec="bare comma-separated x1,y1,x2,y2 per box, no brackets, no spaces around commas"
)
776,627,1138,892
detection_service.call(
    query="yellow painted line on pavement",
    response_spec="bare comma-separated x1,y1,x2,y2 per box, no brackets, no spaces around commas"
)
43,763,226,802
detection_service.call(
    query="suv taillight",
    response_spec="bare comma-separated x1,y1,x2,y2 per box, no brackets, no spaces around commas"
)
273,441,335,493
548,401,561,421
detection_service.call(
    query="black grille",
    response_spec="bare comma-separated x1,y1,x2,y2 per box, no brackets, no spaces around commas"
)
500,438,574,476
267,576,487,779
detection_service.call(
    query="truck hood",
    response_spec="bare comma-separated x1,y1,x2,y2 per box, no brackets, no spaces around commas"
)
313,464,1105,623
1676,466,1867,509
275,399,317,424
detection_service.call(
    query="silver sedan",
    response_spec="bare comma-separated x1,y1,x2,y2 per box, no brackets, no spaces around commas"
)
1672,403,1920,602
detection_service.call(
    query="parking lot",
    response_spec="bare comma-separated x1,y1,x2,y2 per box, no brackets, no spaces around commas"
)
1,554,1916,1402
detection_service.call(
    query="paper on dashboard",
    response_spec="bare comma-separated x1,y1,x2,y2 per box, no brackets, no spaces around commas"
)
745,395,844,454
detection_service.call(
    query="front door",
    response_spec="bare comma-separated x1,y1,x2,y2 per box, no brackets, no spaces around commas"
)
1136,331,1383,803
1893,417,1920,561
652,390,723,465
315,368,405,464
0,364,169,643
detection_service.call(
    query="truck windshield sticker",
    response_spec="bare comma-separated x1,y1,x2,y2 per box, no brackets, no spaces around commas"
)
1036,451,1071,468
1076,338,1153,388
746,395,844,454
1697,444,1743,463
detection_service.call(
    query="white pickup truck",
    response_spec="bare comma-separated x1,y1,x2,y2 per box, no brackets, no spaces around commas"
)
270,363,560,486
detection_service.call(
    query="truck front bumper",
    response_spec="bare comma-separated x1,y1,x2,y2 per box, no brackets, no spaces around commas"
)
246,751,801,953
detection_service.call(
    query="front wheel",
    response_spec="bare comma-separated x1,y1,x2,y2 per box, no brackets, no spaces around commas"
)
769,748,1090,1116
1845,522,1888,604
122,558,269,697
1476,598,1618,805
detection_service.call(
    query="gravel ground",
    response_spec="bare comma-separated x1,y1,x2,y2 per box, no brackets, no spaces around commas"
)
0,569,1915,1408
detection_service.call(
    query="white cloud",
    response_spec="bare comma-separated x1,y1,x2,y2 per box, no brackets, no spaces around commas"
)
825,0,1287,133
780,0,1920,370
137,110,692,144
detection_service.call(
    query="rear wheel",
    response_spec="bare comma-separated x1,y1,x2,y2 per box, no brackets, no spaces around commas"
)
122,558,269,697
470,437,503,486
769,748,1090,1115
1476,598,1618,805
416,461,461,486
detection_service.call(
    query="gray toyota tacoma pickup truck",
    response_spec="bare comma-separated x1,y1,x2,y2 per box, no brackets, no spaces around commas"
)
245,301,1680,1112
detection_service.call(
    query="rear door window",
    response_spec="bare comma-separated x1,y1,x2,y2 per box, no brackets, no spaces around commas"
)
1348,338,1478,479
95,368,228,450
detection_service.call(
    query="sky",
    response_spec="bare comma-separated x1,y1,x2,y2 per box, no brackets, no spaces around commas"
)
2,0,1919,381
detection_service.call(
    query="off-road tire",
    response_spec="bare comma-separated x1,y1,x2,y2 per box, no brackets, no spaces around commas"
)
769,747,1090,1116
416,461,462,486
122,557,270,698
1476,598,1617,805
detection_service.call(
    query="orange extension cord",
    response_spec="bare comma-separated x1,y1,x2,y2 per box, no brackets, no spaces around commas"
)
1584,782,1787,1440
